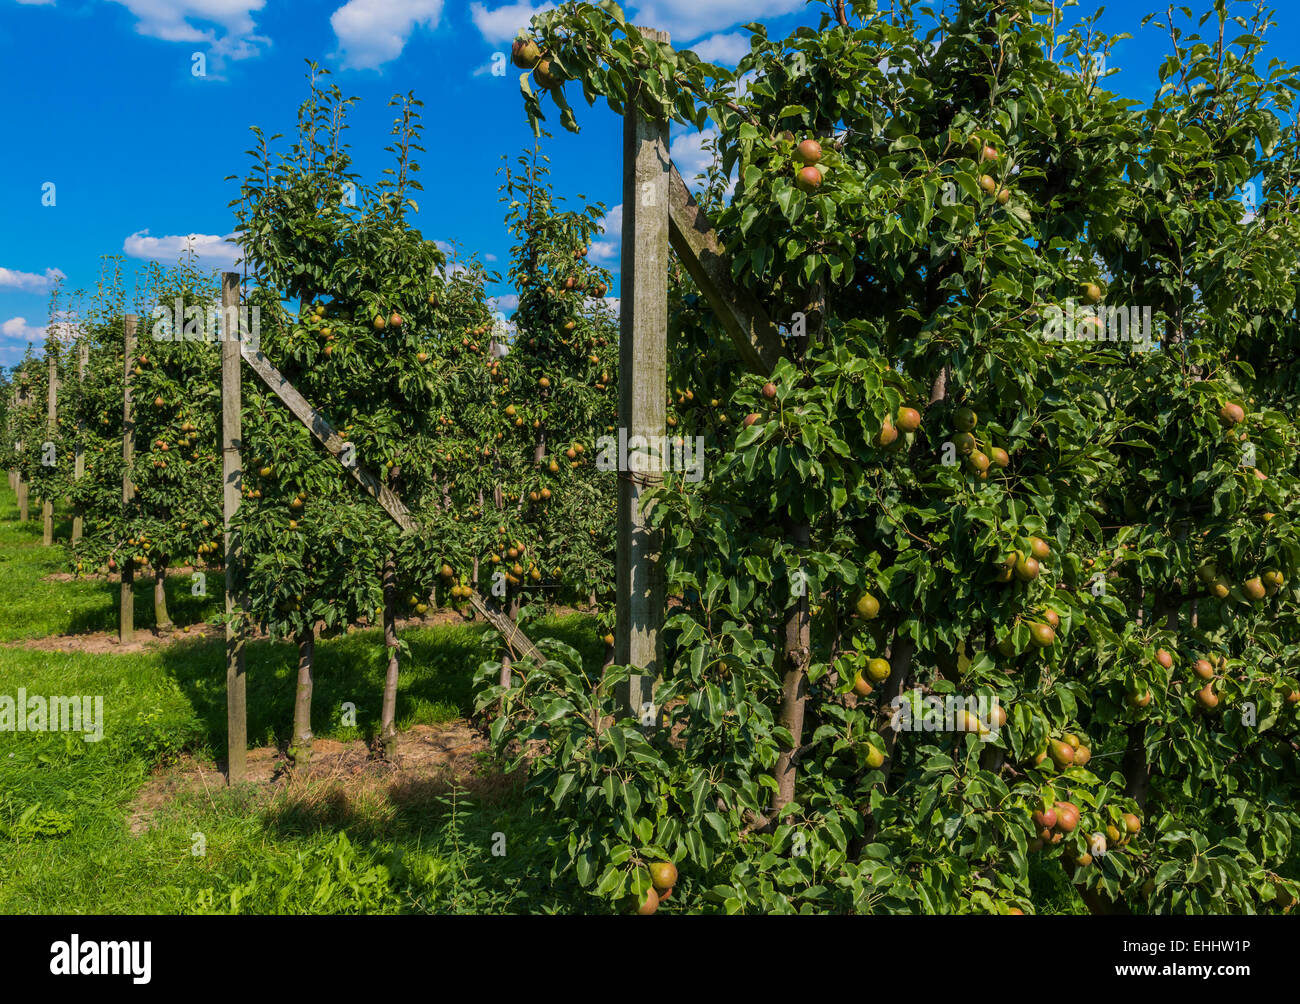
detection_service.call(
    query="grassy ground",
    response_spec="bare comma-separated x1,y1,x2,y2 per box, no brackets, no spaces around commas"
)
0,497,219,642
0,484,608,914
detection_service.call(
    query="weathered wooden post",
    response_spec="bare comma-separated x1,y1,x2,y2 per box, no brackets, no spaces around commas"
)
72,341,88,542
42,349,58,545
221,272,247,784
615,26,671,723
120,314,137,643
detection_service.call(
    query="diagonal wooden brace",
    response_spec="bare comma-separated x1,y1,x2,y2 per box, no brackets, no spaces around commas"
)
239,343,544,664
667,164,785,376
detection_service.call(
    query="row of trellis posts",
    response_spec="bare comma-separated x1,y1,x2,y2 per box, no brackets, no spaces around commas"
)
6,27,787,783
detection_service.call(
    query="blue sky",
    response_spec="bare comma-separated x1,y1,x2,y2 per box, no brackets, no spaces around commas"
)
1,0,1296,367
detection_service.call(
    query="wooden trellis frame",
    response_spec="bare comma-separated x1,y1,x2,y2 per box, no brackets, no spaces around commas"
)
215,17,786,764
220,272,543,780
237,340,543,663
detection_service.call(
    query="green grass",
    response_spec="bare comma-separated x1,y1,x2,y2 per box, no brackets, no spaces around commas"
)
0,482,608,914
0,489,220,641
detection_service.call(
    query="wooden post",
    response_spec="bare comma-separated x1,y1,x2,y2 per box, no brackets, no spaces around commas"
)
221,272,247,785
72,342,87,542
615,26,670,723
42,349,57,545
120,315,137,643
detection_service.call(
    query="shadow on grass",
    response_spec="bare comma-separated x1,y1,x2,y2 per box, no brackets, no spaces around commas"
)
146,605,610,912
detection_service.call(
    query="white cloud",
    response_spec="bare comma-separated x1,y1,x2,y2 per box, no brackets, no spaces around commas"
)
2,317,44,343
0,266,65,293
685,32,749,66
330,0,444,70
0,315,78,364
491,293,520,311
106,1,270,62
590,203,622,264
470,1,555,45
630,0,802,43
585,294,619,315
670,128,718,183
123,230,242,267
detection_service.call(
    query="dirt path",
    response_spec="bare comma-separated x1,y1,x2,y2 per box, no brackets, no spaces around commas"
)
126,721,507,836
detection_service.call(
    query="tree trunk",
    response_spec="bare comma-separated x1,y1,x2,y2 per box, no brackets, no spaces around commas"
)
17,477,28,522
153,561,172,630
771,521,811,816
1122,723,1150,810
292,629,315,765
379,555,400,760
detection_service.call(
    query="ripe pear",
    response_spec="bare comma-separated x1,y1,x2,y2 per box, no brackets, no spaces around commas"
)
1015,556,1040,582
1029,622,1055,648
511,37,541,69
533,58,560,89
797,139,823,165
897,407,922,433
1218,401,1245,425
795,166,823,193
636,887,660,915
649,861,677,891
855,592,880,619
1053,801,1080,831
865,657,891,683
1049,740,1075,768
